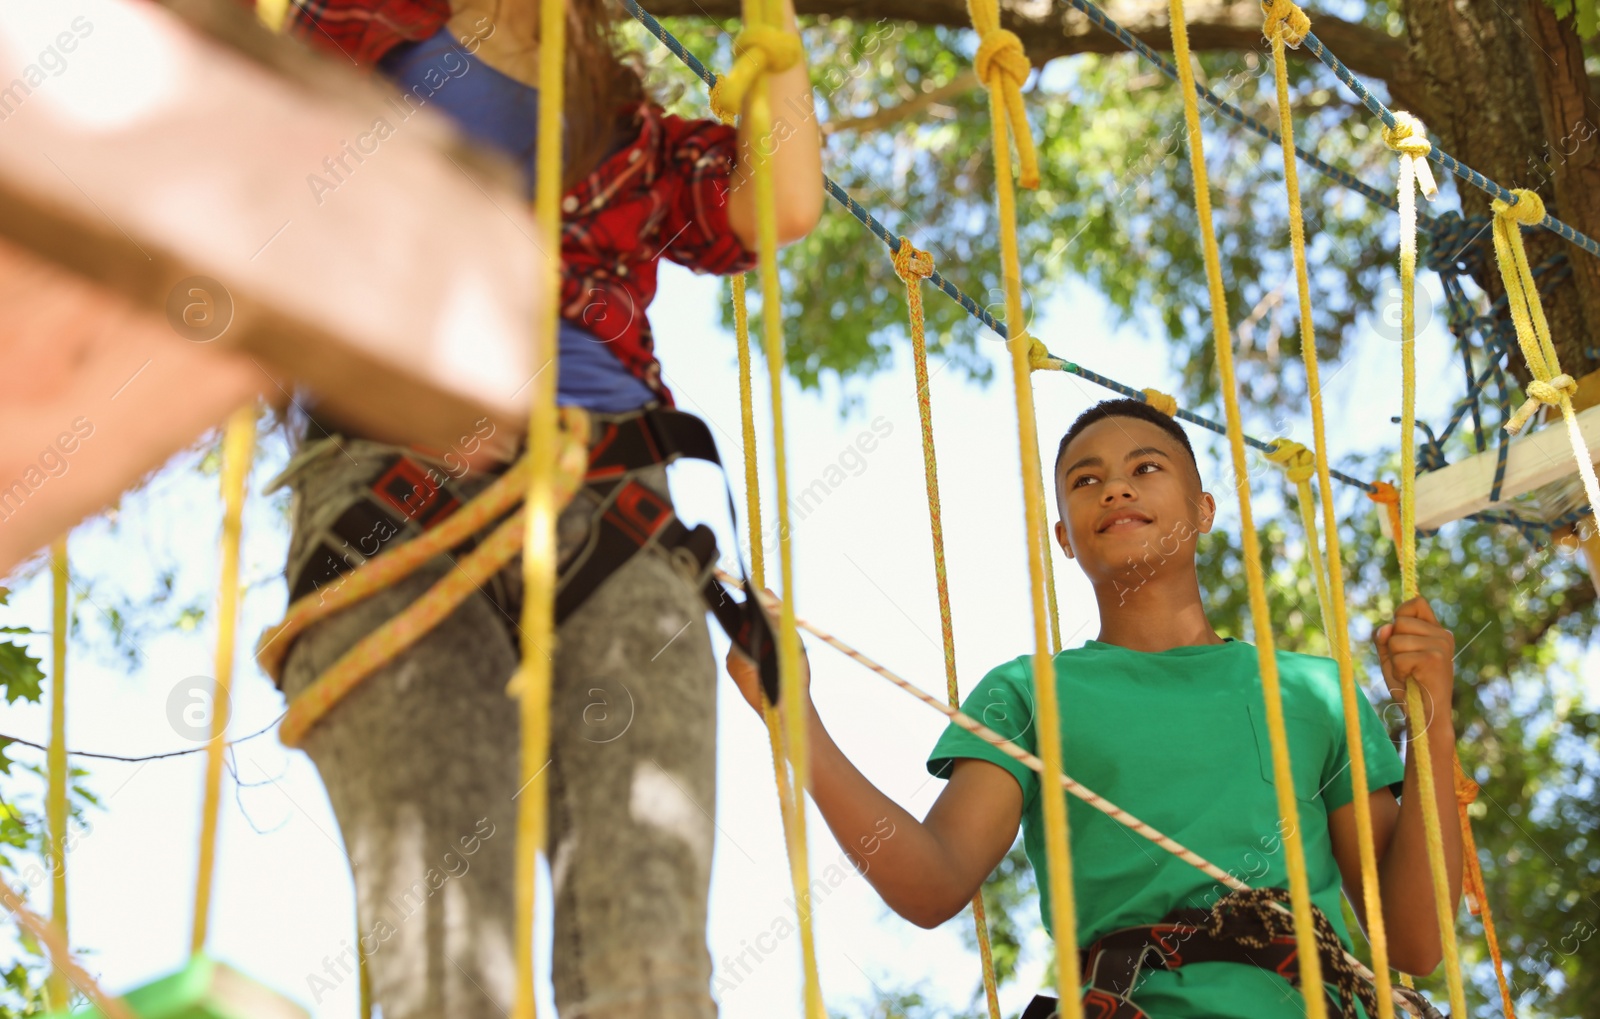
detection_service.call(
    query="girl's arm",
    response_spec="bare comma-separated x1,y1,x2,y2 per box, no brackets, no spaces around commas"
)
727,646,1021,928
725,0,824,249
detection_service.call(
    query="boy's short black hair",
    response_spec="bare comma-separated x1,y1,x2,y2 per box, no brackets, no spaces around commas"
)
1054,398,1200,482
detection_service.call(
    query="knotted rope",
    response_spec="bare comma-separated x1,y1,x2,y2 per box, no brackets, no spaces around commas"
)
1262,5,1398,1009
967,0,1039,189
1491,187,1600,537
1260,0,1310,47
966,0,1080,1008
1140,387,1178,417
729,3,824,1012
891,237,1002,1019
1367,481,1402,546
1175,0,1328,1011
1265,439,1333,640
713,26,803,114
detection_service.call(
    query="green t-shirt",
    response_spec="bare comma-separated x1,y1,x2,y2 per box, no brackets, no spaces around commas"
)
927,639,1406,1018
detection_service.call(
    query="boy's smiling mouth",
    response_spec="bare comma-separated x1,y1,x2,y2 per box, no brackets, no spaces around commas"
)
1097,511,1153,533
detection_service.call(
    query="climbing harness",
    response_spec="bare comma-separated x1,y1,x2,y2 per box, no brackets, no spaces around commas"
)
1016,889,1445,1019
262,407,780,735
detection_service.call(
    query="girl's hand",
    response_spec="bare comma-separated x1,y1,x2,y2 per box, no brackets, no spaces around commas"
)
723,590,812,714
1375,597,1456,732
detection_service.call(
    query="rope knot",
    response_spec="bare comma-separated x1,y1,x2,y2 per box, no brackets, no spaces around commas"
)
734,25,802,73
708,77,737,125
1382,111,1438,199
713,27,804,115
1140,388,1178,417
1367,480,1402,542
1025,336,1059,371
974,28,1030,89
1493,187,1546,226
1265,438,1316,484
1260,0,1310,47
1505,373,1577,435
891,237,934,284
968,16,1040,189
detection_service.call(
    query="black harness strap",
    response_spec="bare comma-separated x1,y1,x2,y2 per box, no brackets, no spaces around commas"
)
289,453,476,605
553,409,781,703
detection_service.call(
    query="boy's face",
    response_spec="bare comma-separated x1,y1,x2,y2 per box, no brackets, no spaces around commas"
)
1053,416,1216,586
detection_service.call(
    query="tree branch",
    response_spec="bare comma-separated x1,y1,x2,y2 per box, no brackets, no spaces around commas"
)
823,69,979,134
643,0,1432,124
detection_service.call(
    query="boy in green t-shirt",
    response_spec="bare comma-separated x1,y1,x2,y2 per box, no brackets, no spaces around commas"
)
726,398,1463,1018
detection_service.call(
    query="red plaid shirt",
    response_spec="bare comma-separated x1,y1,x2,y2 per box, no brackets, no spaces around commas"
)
286,0,756,404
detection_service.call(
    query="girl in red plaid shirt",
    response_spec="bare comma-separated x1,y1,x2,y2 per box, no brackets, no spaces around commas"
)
269,2,821,1016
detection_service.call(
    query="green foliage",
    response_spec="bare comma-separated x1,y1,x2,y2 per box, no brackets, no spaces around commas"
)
633,13,1397,416
1546,0,1600,40
0,960,47,1019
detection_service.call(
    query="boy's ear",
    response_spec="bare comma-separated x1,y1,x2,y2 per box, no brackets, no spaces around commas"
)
1196,491,1217,535
1055,520,1075,559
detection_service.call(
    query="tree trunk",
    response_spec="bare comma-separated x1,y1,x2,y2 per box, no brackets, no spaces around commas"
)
1523,0,1600,369
1403,0,1600,383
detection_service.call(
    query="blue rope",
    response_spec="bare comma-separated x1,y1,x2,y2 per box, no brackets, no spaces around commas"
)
1299,30,1600,259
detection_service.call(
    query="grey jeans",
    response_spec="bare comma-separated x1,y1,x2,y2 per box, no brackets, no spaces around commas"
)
277,436,718,1019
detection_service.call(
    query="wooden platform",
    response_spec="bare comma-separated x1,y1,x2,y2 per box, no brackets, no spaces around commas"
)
0,0,547,574
1406,403,1600,532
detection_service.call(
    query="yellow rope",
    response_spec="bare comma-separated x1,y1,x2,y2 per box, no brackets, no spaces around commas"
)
1140,387,1178,417
892,239,1002,1019
965,1,1081,1010
192,405,255,954
272,425,589,746
1379,103,1469,1019
513,0,570,1010
1169,2,1326,1015
1382,110,1436,602
732,4,823,1015
1263,440,1334,640
1401,682,1465,1013
730,263,813,997
1263,8,1398,1012
1491,188,1600,535
46,537,68,1011
966,0,1040,189
253,0,291,32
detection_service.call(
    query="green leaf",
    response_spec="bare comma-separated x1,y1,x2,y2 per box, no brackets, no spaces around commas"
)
0,642,43,705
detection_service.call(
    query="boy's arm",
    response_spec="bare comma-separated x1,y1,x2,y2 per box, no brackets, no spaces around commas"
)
728,647,1022,929
1329,596,1464,975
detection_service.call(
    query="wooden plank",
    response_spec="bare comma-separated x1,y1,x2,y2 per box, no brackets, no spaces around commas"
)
1411,402,1600,531
0,0,543,449
0,0,549,573
0,237,267,574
